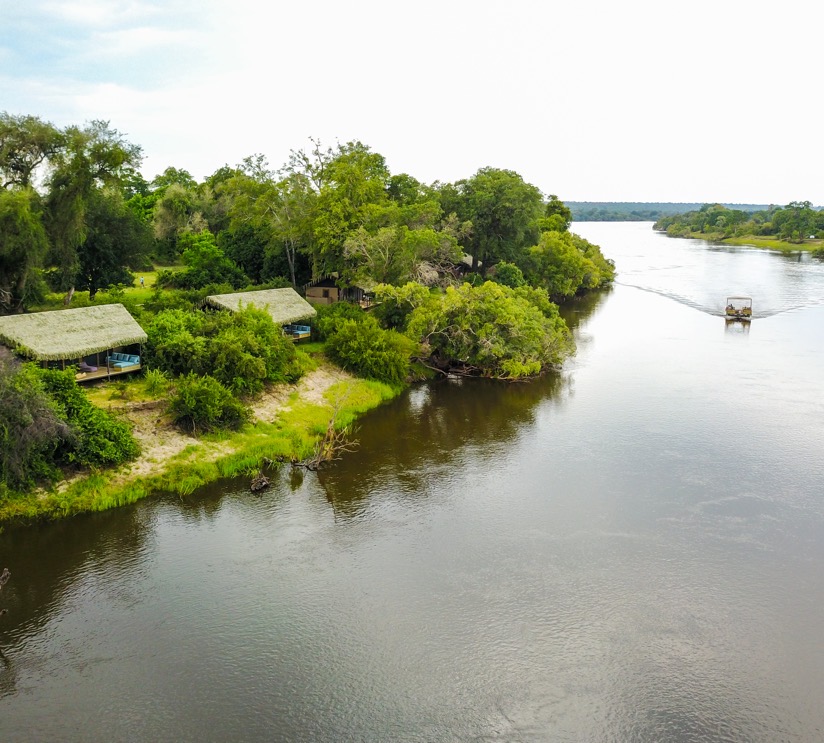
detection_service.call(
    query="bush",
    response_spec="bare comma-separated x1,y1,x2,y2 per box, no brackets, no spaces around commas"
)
372,282,431,330
37,368,140,468
144,306,302,394
0,356,68,488
325,316,415,385
311,301,367,341
490,262,526,289
406,281,573,378
169,373,249,433
143,368,171,396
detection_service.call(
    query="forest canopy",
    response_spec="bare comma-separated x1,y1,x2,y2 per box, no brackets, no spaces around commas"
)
2,112,614,318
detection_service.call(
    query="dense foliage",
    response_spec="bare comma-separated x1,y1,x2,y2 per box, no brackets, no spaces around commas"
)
405,282,573,379
144,306,303,395
156,230,248,289
523,231,616,301
38,368,140,467
325,316,416,385
3,111,614,318
654,202,824,242
0,355,139,492
0,355,68,488
168,373,249,434
311,301,370,341
0,113,149,312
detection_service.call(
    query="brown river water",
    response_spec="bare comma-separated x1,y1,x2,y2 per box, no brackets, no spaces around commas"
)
1,222,824,742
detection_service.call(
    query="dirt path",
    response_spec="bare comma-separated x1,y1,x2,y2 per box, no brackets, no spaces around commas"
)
106,365,354,486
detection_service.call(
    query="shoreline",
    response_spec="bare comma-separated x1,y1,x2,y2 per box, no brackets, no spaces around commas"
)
657,229,822,253
0,364,401,525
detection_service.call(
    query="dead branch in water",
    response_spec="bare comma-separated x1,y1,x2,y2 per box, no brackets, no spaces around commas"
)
293,391,359,471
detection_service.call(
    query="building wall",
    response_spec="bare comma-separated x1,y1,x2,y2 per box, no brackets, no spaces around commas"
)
306,286,340,305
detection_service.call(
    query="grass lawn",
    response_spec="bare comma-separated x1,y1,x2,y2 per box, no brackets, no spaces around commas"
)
32,265,184,311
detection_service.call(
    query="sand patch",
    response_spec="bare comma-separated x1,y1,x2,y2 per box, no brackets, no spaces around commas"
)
101,365,355,488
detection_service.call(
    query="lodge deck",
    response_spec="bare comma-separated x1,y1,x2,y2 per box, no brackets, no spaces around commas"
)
75,363,143,382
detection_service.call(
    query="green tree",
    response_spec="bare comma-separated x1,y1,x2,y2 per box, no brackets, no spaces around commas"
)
309,141,391,276
774,201,816,241
439,167,544,275
158,230,247,289
538,194,572,232
523,230,614,301
406,281,573,378
0,188,49,312
74,188,153,299
44,121,142,298
0,112,63,189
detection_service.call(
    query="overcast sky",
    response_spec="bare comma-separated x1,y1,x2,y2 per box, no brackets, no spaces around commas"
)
2,0,821,204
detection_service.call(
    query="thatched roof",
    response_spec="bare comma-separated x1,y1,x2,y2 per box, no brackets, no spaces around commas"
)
0,304,147,361
204,288,317,325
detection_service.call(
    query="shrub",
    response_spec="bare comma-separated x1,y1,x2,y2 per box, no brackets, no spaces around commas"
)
144,306,302,394
325,316,415,385
490,262,526,289
312,301,367,341
37,368,140,468
406,281,573,378
372,282,431,330
143,368,171,396
169,374,249,434
0,356,69,488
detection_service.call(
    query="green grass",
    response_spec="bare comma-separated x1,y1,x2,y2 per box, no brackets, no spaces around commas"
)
686,231,822,253
83,372,168,407
30,265,184,311
0,375,401,524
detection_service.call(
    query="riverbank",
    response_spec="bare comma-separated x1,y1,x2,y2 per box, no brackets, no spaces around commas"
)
0,363,400,524
660,229,823,253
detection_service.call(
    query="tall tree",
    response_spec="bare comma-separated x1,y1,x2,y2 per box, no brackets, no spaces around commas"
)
0,113,63,189
0,188,49,313
74,189,152,299
44,121,142,300
439,168,544,275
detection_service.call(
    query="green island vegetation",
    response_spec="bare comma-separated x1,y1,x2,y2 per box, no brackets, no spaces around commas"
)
568,202,773,222
0,112,615,523
653,202,824,253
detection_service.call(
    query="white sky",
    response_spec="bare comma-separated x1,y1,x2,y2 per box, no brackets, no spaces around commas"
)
2,0,821,204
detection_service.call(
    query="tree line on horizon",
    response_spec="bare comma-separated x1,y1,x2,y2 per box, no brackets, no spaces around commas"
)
566,201,818,222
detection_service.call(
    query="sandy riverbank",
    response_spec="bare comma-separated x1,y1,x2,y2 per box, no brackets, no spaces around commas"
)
1,365,397,524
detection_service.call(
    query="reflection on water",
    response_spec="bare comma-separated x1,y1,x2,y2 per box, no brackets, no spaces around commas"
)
2,223,824,741
724,318,751,334
319,372,569,516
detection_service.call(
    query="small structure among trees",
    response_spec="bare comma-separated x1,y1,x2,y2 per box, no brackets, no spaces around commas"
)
203,288,316,329
0,303,147,381
304,276,372,307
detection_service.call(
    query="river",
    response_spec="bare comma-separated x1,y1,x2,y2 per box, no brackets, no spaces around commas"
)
2,222,824,742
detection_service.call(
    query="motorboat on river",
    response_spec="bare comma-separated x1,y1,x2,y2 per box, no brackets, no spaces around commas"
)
725,296,752,321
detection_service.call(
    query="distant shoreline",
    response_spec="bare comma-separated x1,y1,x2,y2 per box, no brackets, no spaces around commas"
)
655,229,823,253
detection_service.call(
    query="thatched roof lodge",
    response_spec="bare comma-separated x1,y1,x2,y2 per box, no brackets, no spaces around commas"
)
0,304,147,363
204,288,316,325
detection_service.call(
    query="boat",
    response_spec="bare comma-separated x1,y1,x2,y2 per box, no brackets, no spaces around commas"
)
725,296,752,321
